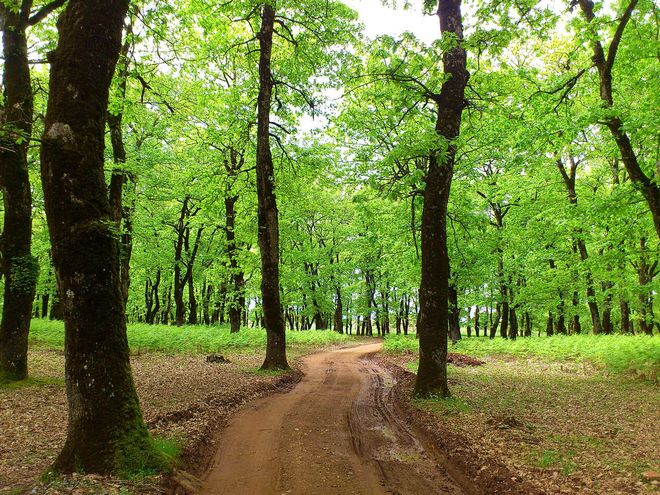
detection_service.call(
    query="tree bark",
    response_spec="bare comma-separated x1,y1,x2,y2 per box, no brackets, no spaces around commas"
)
620,299,632,334
474,306,480,337
0,2,38,381
40,0,164,474
334,287,343,334
448,283,461,343
256,4,288,369
414,0,468,397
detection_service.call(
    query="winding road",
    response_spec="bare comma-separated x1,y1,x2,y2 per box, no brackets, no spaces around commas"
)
201,343,469,495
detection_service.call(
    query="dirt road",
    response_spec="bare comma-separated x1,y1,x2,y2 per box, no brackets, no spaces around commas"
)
200,343,469,495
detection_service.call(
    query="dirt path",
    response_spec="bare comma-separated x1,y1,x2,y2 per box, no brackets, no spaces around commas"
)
200,343,469,495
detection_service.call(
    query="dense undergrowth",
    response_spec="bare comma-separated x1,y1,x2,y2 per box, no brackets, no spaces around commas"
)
384,333,659,379
29,319,354,354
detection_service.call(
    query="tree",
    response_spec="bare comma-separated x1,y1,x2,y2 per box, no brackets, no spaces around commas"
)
256,3,288,369
39,0,165,474
414,0,469,397
575,0,660,239
0,0,66,381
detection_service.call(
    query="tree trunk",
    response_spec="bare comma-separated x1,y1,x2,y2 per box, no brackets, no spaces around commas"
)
524,312,532,337
509,306,518,340
448,284,461,343
40,0,164,474
620,299,631,334
0,3,38,381
144,271,160,325
334,287,343,334
638,237,657,335
256,4,287,369
187,276,197,324
41,293,50,319
224,152,246,333
490,303,500,339
414,0,468,397
107,20,135,307
381,289,390,334
474,306,480,337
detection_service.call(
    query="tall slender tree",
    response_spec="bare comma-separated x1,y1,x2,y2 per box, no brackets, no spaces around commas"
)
414,0,469,397
40,0,165,473
256,2,288,369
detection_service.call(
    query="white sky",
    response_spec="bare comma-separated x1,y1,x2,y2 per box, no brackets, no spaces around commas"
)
343,0,441,44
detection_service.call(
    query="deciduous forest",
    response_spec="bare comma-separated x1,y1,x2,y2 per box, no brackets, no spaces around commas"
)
0,0,658,494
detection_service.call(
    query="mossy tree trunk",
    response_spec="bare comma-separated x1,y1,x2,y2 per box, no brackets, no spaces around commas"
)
0,3,39,381
256,3,288,370
414,0,468,398
40,0,165,474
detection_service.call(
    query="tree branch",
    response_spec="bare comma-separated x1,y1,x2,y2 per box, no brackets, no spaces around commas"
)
606,0,639,71
28,0,66,25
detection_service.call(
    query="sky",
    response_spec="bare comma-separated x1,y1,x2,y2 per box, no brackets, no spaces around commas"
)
343,0,441,44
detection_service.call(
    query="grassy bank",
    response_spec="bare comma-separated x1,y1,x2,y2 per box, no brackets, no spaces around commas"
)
29,319,354,354
384,333,659,379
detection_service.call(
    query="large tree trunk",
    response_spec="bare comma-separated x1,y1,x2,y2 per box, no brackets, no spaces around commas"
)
40,0,164,474
256,4,288,369
0,3,39,381
414,0,468,397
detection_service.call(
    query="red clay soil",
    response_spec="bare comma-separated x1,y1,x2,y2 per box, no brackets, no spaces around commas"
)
197,343,478,495
447,353,485,367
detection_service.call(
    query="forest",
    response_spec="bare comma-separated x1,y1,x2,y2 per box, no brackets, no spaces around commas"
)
0,0,658,494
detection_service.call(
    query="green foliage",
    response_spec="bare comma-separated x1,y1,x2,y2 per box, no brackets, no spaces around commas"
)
29,319,353,354
384,334,660,379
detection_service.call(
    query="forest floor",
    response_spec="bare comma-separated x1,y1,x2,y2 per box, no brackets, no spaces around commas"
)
0,334,359,495
381,344,660,495
2,330,658,495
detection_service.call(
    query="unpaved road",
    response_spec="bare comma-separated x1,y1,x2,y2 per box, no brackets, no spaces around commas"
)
201,343,470,495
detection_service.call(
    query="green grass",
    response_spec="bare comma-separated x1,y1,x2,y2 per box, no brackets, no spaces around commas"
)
531,448,578,475
29,318,354,354
0,375,63,391
384,333,660,379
